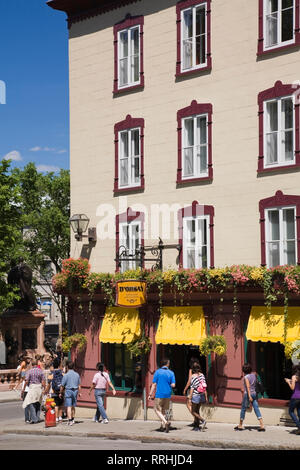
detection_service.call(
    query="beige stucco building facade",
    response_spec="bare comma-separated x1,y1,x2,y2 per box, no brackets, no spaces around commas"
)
58,0,300,272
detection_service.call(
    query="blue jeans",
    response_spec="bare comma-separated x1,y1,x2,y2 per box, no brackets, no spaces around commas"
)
94,389,107,421
289,399,300,429
240,393,262,421
29,402,41,423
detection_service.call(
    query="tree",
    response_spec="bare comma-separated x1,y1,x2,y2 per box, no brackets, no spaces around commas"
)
13,163,70,331
0,159,24,313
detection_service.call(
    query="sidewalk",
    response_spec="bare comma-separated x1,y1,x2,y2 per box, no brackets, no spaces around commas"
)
1,391,300,450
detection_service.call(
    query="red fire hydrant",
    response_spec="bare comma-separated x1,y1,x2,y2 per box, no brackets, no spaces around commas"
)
44,398,56,428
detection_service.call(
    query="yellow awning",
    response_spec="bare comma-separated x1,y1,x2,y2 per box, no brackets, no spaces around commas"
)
155,306,207,346
99,306,141,344
246,306,300,344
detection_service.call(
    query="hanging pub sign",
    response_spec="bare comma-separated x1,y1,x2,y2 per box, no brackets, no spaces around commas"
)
116,280,147,308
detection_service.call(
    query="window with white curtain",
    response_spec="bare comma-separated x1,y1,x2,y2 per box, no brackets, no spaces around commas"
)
118,26,140,88
181,3,207,71
119,221,141,272
182,114,208,179
264,0,294,49
119,128,141,188
183,216,209,269
265,206,296,267
264,96,294,167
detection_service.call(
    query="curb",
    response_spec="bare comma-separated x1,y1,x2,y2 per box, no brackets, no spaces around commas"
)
1,427,299,450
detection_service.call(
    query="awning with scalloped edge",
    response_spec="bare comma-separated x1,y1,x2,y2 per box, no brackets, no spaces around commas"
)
99,306,140,344
155,306,207,346
246,306,300,344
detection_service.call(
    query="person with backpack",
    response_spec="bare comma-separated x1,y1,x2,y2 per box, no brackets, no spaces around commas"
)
88,362,116,423
234,363,265,432
48,358,64,423
188,363,207,431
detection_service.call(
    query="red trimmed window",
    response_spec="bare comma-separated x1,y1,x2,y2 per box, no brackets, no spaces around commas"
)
259,191,300,267
113,14,144,94
258,81,300,173
114,115,145,193
178,201,214,268
176,0,212,77
258,0,300,55
177,100,213,184
116,208,145,272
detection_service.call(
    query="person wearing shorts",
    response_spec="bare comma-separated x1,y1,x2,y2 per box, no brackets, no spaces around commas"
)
148,358,175,433
59,361,81,426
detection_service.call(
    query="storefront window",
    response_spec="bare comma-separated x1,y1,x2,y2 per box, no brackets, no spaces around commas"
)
247,340,293,400
105,343,137,391
156,344,206,396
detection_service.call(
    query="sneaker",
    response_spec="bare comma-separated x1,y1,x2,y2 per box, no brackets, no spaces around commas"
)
68,419,74,426
201,420,207,431
191,426,200,431
102,419,109,424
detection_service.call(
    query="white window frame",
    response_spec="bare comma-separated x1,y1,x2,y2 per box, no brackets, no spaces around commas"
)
263,0,295,50
265,205,297,267
118,25,140,89
182,215,210,269
181,2,207,72
119,220,141,272
263,95,295,168
182,113,209,179
118,127,141,189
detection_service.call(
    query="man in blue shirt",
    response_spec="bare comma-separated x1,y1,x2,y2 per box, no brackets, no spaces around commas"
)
148,358,175,433
59,361,81,426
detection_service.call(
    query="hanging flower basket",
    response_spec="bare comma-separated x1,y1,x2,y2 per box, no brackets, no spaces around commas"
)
62,333,87,353
126,334,152,358
199,335,227,356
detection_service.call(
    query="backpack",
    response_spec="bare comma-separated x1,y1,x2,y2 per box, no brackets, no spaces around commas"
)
196,374,207,393
255,374,264,396
52,369,63,393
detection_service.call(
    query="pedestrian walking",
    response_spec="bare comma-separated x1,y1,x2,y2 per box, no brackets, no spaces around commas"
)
59,360,81,426
234,363,265,432
285,365,300,435
47,357,64,424
183,357,200,425
148,358,175,433
89,362,116,423
188,363,207,431
22,359,46,424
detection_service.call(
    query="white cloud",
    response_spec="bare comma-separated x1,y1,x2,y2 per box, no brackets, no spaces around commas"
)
30,146,56,152
3,150,22,161
36,164,60,173
56,149,67,154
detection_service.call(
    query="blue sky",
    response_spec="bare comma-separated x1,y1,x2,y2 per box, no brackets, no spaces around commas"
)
0,0,69,173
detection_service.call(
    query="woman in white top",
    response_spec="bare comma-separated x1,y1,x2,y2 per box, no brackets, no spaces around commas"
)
89,362,116,423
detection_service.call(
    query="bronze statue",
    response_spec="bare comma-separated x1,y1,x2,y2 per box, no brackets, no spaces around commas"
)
7,259,37,311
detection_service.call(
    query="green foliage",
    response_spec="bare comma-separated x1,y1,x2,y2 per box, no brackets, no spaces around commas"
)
126,333,152,358
0,160,24,312
62,333,87,353
199,335,227,356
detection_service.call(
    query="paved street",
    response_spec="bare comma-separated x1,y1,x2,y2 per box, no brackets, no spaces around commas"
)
1,395,300,452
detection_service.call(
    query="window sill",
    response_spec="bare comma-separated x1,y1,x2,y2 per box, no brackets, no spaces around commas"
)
175,63,212,80
113,82,144,96
257,41,300,58
257,162,300,175
114,183,144,195
176,175,213,186
106,390,142,398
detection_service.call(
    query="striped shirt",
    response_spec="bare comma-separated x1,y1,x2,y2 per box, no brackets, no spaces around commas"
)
191,373,207,395
25,367,45,386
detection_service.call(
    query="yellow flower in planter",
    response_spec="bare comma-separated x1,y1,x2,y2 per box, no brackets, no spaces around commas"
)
250,267,265,281
162,270,177,283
